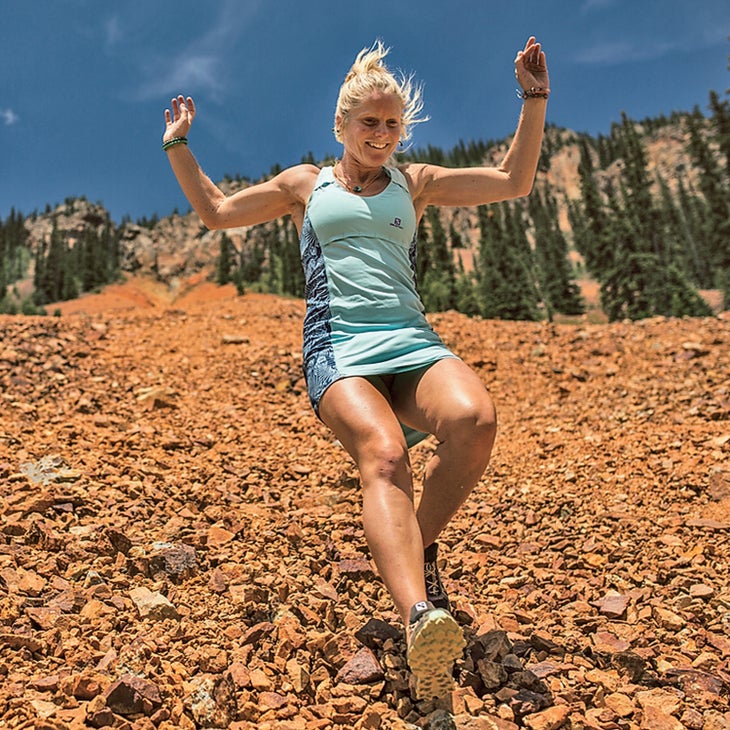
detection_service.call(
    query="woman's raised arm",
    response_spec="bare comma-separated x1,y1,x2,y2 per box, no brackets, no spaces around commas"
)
162,95,316,230
406,36,549,214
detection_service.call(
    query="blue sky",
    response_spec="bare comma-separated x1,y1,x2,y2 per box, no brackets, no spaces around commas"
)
1,0,728,223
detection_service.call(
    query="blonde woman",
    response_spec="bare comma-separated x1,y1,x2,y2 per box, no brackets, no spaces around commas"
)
163,36,549,699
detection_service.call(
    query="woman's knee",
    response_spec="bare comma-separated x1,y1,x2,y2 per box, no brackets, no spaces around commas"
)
356,433,412,485
444,394,497,451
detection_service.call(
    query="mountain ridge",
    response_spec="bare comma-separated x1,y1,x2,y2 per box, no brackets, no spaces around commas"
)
5,112,727,318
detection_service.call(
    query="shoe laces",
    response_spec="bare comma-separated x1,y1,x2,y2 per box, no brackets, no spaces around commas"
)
424,558,446,598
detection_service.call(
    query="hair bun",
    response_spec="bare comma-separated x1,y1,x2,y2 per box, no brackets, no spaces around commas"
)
344,40,389,82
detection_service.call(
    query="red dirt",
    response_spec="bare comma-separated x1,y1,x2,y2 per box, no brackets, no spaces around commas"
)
1,280,728,729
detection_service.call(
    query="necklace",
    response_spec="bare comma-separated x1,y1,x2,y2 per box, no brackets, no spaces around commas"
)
333,161,384,194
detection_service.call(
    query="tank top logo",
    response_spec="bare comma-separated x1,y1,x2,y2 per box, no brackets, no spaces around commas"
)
389,217,403,230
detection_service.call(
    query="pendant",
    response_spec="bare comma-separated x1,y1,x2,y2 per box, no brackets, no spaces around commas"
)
353,185,363,193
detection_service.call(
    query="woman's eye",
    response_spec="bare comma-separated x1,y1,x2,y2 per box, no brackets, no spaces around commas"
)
360,118,399,129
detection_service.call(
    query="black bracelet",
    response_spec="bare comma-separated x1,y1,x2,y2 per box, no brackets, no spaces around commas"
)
162,136,188,152
516,87,550,100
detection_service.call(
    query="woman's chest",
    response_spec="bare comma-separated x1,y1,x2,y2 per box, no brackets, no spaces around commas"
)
308,184,416,247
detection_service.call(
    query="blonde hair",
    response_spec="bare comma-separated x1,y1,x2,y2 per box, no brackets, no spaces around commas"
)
334,40,427,145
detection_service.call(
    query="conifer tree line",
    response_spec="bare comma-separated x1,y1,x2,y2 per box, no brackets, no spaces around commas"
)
221,92,728,321
0,199,122,314
0,208,29,312
32,217,122,309
2,85,728,320
567,106,727,320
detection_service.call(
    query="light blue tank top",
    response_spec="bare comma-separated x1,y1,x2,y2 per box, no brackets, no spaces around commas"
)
299,165,456,445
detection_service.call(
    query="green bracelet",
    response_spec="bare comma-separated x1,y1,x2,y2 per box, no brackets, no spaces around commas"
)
162,136,188,152
516,87,550,100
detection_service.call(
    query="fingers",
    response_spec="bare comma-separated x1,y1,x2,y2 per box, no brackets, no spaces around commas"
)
516,37,546,71
163,95,196,135
166,95,196,121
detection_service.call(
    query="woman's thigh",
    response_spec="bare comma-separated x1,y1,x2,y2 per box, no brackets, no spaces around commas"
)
318,375,409,463
391,358,496,440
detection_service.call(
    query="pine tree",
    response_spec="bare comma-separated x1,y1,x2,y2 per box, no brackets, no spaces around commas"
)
102,222,121,284
81,227,99,291
62,249,79,301
415,217,432,286
281,219,304,297
686,107,730,300
33,240,46,303
454,255,481,316
708,89,730,177
0,209,29,292
476,203,539,320
572,137,614,277
419,207,457,312
601,253,711,320
674,174,714,288
217,232,233,285
0,228,7,306
577,114,711,320
240,236,265,285
449,222,464,249
529,189,584,318
615,113,658,256
35,224,68,305
264,220,283,294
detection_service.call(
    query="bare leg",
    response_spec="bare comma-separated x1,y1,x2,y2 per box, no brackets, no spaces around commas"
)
393,359,497,548
319,377,427,623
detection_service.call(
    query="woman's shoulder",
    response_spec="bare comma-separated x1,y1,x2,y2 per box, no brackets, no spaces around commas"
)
395,162,433,202
273,164,322,201
277,163,322,183
396,161,432,178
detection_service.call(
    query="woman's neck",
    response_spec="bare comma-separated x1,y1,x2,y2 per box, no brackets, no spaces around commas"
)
333,159,386,194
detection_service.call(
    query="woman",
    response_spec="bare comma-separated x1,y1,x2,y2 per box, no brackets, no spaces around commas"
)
162,36,549,700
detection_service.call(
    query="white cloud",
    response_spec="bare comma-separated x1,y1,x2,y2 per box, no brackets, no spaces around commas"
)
104,15,123,50
575,39,674,65
581,0,620,11
576,26,726,67
1,109,19,126
137,55,226,101
131,0,263,101
576,4,729,67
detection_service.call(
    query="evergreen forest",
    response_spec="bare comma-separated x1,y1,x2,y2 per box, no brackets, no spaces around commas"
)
2,93,729,321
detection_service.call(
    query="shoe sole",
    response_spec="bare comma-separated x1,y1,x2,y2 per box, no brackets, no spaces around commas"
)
407,610,465,700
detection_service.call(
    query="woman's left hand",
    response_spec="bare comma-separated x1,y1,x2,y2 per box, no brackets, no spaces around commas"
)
163,95,196,143
515,36,549,92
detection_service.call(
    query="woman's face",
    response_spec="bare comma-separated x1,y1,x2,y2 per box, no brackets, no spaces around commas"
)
337,91,403,166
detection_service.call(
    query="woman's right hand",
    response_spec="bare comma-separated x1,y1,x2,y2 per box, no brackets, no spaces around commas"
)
163,95,196,143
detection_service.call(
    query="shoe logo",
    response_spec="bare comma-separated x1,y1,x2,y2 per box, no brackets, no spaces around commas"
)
414,601,429,613
389,217,403,229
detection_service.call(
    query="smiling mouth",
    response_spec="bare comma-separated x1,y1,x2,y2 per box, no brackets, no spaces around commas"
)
366,142,388,149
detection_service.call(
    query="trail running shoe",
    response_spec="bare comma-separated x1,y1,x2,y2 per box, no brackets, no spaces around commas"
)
406,600,465,700
424,542,451,612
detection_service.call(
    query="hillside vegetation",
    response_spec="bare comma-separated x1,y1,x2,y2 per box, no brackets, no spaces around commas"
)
1,100,729,321
0,92,728,730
